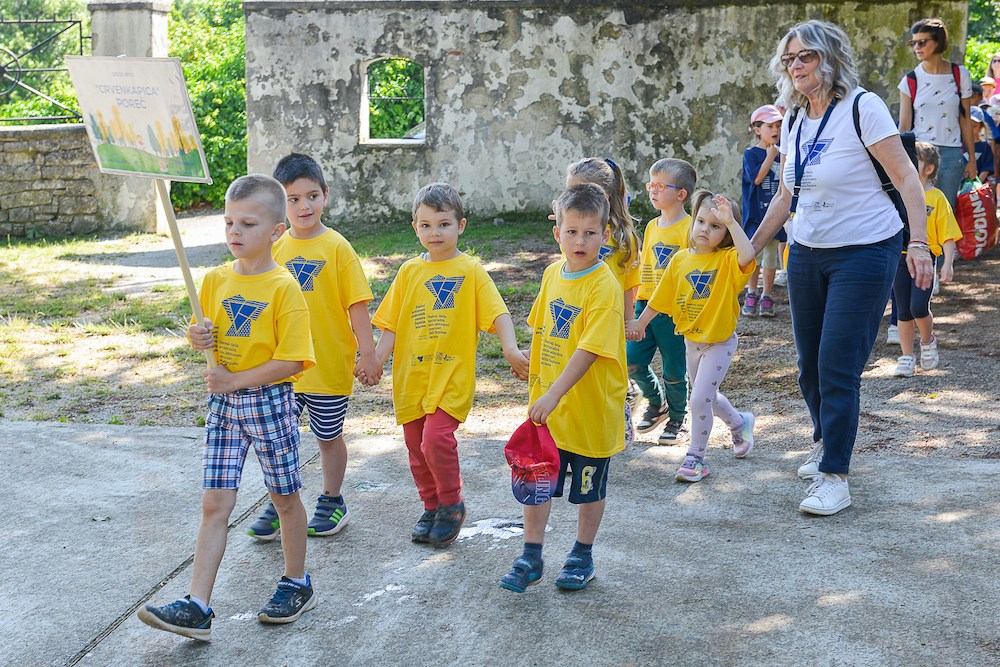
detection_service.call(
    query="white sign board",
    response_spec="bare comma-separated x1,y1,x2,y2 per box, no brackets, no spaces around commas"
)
65,56,212,183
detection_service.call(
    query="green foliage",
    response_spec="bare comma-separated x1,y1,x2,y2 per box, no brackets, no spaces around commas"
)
167,0,246,210
368,58,424,139
967,37,1000,79
0,0,89,123
969,0,1000,42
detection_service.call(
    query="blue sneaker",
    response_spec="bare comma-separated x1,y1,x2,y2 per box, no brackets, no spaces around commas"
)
410,509,437,543
308,496,350,536
429,501,466,545
499,557,543,593
554,556,596,590
247,502,280,541
137,596,213,641
258,576,317,624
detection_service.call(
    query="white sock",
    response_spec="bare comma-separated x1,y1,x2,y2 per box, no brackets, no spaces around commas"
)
289,574,309,587
188,595,210,614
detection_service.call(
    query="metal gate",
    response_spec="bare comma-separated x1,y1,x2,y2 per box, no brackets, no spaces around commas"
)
0,16,90,123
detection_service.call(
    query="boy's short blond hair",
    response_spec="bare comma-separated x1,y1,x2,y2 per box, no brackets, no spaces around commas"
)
555,183,610,228
412,182,464,221
649,158,697,202
225,174,287,225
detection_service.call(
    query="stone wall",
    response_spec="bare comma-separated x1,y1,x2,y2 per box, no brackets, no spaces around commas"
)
0,124,156,237
245,0,967,221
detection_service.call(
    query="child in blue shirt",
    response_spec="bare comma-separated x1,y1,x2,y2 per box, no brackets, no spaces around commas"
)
740,105,786,317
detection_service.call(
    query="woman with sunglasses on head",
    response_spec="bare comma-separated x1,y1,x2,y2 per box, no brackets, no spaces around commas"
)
985,52,1000,94
749,20,932,516
898,17,977,211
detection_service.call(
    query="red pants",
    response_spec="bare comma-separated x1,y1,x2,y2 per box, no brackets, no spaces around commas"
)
402,409,462,509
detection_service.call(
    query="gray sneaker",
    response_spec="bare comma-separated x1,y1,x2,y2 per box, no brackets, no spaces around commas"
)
657,418,688,444
635,402,668,434
137,596,214,641
797,441,823,480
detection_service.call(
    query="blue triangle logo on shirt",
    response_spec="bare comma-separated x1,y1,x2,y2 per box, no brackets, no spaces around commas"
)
926,204,935,217
685,269,717,299
653,242,680,269
549,298,583,339
598,244,614,261
424,274,465,310
805,138,833,166
222,295,269,337
284,256,326,292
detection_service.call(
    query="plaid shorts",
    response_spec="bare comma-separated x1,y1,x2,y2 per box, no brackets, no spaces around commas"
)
296,393,349,441
203,382,302,495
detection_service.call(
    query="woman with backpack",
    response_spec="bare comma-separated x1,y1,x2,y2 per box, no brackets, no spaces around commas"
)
750,20,932,516
898,17,977,210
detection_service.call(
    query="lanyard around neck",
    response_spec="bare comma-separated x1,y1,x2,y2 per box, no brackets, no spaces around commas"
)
791,97,839,215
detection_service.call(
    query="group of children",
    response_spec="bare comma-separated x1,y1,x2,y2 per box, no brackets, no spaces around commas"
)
136,149,766,641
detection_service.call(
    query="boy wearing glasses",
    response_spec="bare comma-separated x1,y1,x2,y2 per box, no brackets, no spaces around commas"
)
624,158,696,445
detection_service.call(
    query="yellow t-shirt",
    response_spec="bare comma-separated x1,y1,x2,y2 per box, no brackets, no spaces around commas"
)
648,248,754,344
924,187,963,257
372,253,509,425
528,260,627,458
637,215,691,300
273,229,373,395
197,263,316,382
598,239,641,293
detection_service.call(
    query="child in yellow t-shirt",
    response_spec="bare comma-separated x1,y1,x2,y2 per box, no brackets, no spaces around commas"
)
634,191,757,483
892,142,962,377
563,157,641,441
139,175,317,640
500,183,627,594
372,183,529,546
625,158,697,445
245,154,381,542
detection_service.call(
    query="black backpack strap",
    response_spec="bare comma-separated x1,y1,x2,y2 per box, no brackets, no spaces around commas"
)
853,91,911,235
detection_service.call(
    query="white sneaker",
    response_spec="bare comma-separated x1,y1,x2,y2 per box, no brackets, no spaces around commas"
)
799,473,852,516
886,324,900,345
919,337,939,370
731,411,755,458
797,441,823,480
774,270,788,287
894,355,915,377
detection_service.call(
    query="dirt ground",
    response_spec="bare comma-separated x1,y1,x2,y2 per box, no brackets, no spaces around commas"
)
2,212,999,460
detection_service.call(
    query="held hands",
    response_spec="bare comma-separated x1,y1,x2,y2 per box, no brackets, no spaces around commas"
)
527,391,560,425
188,319,215,351
505,347,530,381
354,350,383,387
625,319,645,342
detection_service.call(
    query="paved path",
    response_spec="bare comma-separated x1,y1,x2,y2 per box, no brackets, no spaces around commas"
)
3,419,998,666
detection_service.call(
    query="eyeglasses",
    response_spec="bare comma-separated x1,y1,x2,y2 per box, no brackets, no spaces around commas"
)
780,49,818,68
646,182,683,193
992,58,1000,63
908,38,934,48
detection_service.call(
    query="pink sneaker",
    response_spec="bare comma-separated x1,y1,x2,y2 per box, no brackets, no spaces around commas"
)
731,412,755,458
675,456,710,482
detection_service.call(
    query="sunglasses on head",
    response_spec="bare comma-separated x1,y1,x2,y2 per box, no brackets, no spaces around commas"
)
908,38,934,48
780,49,818,68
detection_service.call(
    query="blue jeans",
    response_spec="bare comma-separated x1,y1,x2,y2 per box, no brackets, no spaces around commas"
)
787,231,902,475
935,144,967,213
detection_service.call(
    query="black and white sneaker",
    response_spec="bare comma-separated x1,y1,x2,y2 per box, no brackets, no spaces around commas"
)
258,576,317,624
635,402,668,434
137,596,214,641
657,417,688,444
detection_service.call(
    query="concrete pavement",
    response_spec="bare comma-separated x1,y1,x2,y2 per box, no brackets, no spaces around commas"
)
2,419,998,667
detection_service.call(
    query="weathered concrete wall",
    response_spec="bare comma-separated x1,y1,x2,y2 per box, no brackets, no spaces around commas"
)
245,0,967,221
0,125,156,237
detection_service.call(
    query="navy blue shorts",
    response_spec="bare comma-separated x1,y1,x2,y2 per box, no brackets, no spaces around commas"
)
553,449,610,504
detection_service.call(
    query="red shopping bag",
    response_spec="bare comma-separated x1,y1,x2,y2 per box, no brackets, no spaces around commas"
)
955,180,999,259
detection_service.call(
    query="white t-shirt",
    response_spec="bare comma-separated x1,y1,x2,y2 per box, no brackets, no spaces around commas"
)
897,62,972,147
779,88,902,248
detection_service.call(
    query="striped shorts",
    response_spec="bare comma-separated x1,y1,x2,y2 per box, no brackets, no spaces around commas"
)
296,393,349,441
203,382,302,495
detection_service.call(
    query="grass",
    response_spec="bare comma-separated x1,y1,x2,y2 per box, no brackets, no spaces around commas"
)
0,216,558,426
